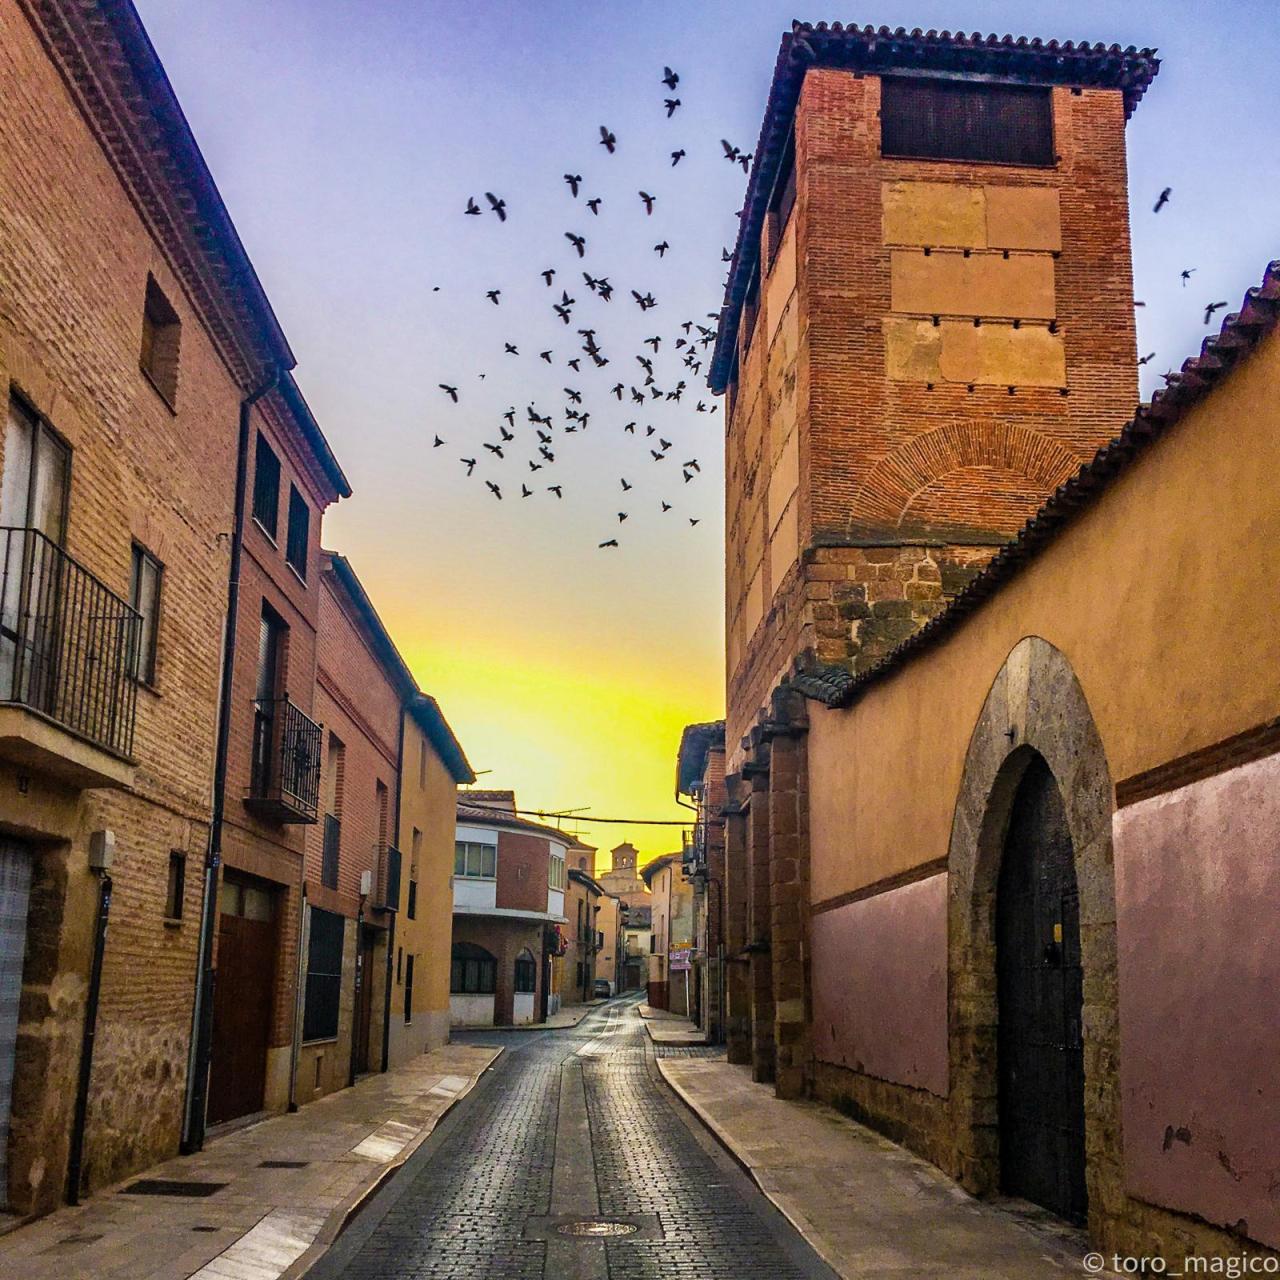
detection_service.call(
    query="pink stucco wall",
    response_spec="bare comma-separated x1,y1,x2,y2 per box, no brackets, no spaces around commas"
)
811,872,948,1097
1115,750,1280,1249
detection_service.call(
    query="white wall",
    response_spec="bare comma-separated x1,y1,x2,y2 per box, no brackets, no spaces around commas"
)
513,992,536,1024
453,877,497,910
449,994,495,1027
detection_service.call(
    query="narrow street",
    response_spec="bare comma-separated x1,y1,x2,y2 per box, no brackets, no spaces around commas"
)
309,997,833,1280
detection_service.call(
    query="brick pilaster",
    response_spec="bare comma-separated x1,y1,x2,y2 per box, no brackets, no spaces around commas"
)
746,763,775,1083
722,787,751,1065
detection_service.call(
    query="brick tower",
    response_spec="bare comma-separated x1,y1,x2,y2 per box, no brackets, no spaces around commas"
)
712,24,1159,767
711,24,1158,1094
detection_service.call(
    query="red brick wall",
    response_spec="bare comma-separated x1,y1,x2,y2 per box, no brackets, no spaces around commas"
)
496,829,555,914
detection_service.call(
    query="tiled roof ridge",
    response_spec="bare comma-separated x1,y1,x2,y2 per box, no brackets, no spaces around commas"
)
795,259,1280,710
709,22,1160,392
456,801,579,845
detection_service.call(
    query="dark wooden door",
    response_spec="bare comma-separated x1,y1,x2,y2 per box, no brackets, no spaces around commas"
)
207,884,277,1126
996,755,1087,1224
353,928,374,1075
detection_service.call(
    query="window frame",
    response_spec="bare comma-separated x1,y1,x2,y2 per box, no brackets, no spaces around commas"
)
514,950,537,994
139,275,181,410
2,395,71,543
285,484,310,581
450,942,497,994
549,852,566,891
128,542,163,687
303,907,345,1042
251,432,281,541
454,840,497,879
164,850,186,921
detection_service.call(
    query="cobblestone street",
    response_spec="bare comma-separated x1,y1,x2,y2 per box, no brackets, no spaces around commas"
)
309,997,833,1280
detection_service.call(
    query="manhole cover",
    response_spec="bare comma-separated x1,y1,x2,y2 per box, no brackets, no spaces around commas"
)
122,1179,227,1197
555,1220,639,1238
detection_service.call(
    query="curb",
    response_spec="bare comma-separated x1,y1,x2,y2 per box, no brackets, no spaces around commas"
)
280,1047,502,1279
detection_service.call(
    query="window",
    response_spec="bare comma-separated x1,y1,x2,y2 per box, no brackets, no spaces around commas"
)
407,828,420,920
767,130,797,264
514,949,537,993
403,953,414,1023
321,731,343,889
418,739,427,789
321,813,340,890
396,946,403,984
1,397,70,541
549,852,566,891
128,544,162,685
164,851,186,920
303,907,345,1041
140,275,181,408
880,77,1054,167
454,840,496,878
451,942,496,994
252,432,281,538
251,606,285,796
285,485,309,580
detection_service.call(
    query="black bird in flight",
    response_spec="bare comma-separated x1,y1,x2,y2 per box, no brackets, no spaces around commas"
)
461,457,476,475
721,247,733,262
483,442,504,458
499,425,514,441
564,174,582,197
1138,352,1156,366
562,290,576,308
650,449,664,461
654,241,669,257
565,388,583,404
721,139,740,163
485,192,507,221
1153,187,1172,213
631,290,657,311
671,149,685,166
521,485,533,498
661,502,671,511
682,470,693,483
664,98,681,117
529,461,542,472
548,485,563,498
599,125,617,153
504,408,516,427
439,384,459,402
644,336,661,351
553,304,571,324
689,518,700,526
682,458,699,472
612,383,624,399
617,512,628,523
537,430,552,444
586,197,602,216
639,191,655,215
504,342,518,355
486,289,501,305
597,278,613,301
485,481,502,500
662,66,679,90
1203,300,1228,324
567,358,581,371
1180,268,1195,286
465,197,481,216
623,422,636,433
541,268,556,286
599,539,618,548
566,232,586,257
620,478,632,491
540,350,553,363
432,435,444,448
738,152,752,173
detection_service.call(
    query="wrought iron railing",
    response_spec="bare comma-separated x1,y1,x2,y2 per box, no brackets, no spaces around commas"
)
371,843,401,912
248,695,321,823
0,526,140,759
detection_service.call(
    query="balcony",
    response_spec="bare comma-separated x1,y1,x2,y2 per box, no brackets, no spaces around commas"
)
245,695,321,823
0,526,139,789
370,843,401,914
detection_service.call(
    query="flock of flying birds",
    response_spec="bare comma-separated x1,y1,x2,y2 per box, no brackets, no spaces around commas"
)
434,65,747,549
1139,186,1228,375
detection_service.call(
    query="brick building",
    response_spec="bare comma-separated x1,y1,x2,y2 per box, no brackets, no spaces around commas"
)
451,793,571,1027
641,853,693,1013
714,20,1280,1266
563,866,605,1005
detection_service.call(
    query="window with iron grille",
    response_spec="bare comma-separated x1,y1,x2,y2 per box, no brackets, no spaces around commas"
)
451,941,496,993
880,77,1054,167
303,907,344,1041
252,432,280,539
514,949,537,993
285,485,309,580
321,812,340,890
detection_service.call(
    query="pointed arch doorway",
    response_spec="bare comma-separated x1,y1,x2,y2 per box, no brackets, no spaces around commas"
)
995,754,1087,1223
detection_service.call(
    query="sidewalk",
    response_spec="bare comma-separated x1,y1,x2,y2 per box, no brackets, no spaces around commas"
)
658,1054,1093,1279
638,1004,709,1046
0,1042,500,1280
454,999,605,1032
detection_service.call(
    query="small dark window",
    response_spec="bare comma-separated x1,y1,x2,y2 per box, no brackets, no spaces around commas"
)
514,950,537,993
403,953,414,1024
129,543,163,685
303,907,345,1041
164,851,186,920
880,77,1054,167
407,878,418,920
450,942,496,994
252,433,280,538
285,485,309,580
321,812,340,890
140,275,181,408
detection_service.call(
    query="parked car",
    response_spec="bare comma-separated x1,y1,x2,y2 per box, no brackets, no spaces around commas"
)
593,977,613,999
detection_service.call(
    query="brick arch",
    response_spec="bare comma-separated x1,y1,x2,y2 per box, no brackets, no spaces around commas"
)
853,422,1081,530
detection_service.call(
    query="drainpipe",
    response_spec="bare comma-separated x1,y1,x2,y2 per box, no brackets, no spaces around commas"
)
183,367,279,1153
287,883,309,1110
348,894,366,1088
67,868,112,1204
381,709,405,1072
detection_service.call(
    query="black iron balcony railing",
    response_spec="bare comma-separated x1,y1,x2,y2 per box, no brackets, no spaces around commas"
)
0,526,140,760
371,843,401,912
246,695,322,823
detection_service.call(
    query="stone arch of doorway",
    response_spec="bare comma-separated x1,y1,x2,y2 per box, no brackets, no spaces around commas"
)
946,635,1120,1233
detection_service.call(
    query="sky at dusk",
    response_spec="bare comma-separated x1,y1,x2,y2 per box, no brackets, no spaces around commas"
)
133,0,1279,866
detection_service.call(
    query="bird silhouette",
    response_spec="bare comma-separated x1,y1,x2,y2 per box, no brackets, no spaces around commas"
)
483,443,504,458
485,481,502,499
1153,187,1171,213
664,98,681,117
654,241,669,257
621,478,632,491
499,425,514,441
670,150,685,166
567,358,581,371
504,408,516,427
461,457,477,476
598,539,618,548
682,458,699,472
1181,268,1196,286
528,461,542,472
541,268,556,286
586,197,602,216
661,502,672,512
1203,300,1228,324
689,518,700,526
650,449,664,461
721,247,733,263
540,350,553,363
738,152,752,173
504,342,518,355
565,388,583,403
599,125,617,153
485,192,506,221
566,232,586,257
521,484,533,498
548,485,563,498
1138,352,1156,366
631,290,657,311
617,512,628,522
564,174,582,197
439,384,459,402
639,191,655,215
721,139,740,163
682,470,693,483
432,435,444,448
644,336,661,351
553,304,571,324
623,422,636,433
662,66,679,90
464,197,481,216
486,289,501,305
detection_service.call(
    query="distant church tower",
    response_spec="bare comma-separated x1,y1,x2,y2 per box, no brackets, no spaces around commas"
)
711,24,1159,767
